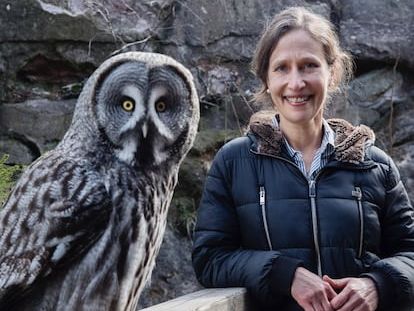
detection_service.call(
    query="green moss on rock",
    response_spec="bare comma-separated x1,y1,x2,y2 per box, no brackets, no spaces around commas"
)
0,155,24,206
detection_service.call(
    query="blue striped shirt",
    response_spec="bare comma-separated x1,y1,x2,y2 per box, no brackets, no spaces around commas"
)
272,117,335,180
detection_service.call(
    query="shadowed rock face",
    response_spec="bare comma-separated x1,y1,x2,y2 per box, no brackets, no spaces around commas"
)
1,0,413,307
340,0,414,70
0,99,76,164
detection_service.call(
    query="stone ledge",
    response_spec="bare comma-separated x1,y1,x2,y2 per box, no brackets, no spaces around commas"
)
141,288,255,311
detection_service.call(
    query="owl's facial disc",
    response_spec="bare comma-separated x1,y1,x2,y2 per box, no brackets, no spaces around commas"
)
96,61,195,168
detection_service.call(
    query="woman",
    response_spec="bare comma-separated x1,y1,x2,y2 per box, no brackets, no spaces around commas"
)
192,7,414,311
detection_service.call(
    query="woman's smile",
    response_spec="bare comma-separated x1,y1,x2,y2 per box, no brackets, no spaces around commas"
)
284,95,312,105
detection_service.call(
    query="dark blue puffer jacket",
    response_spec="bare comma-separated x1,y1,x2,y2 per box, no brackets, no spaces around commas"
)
192,115,414,311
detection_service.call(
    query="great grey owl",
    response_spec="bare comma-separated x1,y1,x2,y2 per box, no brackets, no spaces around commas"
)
0,52,199,310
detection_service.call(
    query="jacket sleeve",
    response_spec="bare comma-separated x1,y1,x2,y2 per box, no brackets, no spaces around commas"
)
363,155,414,311
192,146,303,306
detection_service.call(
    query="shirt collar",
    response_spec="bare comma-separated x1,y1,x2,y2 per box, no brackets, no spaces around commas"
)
322,118,335,150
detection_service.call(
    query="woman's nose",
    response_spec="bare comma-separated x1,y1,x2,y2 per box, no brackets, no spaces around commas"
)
287,69,305,90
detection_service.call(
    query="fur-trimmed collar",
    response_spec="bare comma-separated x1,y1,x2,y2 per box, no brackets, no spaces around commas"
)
248,111,376,164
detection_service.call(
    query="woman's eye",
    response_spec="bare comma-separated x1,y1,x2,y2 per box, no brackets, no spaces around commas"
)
305,63,318,69
155,100,167,113
121,99,135,112
274,65,286,72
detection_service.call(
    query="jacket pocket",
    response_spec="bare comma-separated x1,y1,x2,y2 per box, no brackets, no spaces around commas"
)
352,187,364,258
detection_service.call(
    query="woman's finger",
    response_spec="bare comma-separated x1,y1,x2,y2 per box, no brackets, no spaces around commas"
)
323,275,349,290
337,294,360,311
324,281,337,301
330,286,350,309
320,297,334,311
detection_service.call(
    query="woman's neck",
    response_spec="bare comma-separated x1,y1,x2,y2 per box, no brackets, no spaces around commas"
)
279,117,324,154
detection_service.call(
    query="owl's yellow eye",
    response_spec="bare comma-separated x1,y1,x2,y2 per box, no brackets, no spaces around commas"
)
122,99,135,112
155,100,167,113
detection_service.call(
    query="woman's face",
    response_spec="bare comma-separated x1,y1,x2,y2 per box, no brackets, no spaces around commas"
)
266,29,331,127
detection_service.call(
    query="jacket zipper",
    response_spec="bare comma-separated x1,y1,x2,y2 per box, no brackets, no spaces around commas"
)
309,180,322,276
260,186,273,250
251,149,323,275
352,187,364,258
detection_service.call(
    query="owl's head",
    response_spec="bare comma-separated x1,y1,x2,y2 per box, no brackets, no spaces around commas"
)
70,52,199,168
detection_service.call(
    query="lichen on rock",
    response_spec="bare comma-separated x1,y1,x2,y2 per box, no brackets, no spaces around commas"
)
0,155,24,206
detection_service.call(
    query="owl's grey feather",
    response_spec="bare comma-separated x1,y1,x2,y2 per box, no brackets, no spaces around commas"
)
0,52,199,310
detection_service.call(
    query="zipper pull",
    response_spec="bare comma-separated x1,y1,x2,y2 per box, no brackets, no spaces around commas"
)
352,187,362,200
308,180,316,198
260,186,265,206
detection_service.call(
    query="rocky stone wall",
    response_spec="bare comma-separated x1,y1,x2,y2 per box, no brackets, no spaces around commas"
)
1,0,413,308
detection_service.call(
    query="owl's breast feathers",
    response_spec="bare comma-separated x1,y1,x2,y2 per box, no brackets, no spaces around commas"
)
0,152,112,307
0,151,173,310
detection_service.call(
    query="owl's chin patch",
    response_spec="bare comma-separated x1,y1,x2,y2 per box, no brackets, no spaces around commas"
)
153,150,168,165
115,138,138,165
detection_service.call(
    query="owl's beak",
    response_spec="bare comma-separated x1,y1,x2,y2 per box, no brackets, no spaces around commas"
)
142,122,148,139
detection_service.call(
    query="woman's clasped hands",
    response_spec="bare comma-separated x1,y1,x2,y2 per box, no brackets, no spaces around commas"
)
291,267,378,311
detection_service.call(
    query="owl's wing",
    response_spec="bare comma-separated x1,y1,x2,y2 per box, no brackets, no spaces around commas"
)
0,156,112,297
